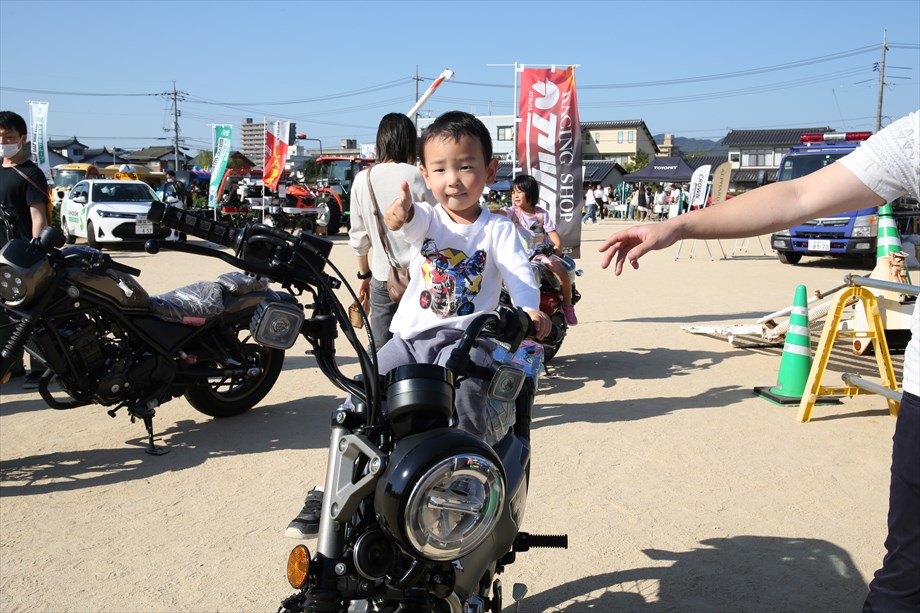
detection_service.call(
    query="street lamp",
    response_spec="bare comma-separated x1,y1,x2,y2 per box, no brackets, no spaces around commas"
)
296,133,323,157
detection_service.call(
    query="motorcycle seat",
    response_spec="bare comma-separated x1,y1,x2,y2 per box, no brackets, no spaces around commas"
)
150,273,273,326
151,281,227,325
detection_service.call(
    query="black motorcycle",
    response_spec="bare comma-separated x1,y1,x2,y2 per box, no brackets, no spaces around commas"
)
0,220,295,454
140,202,568,612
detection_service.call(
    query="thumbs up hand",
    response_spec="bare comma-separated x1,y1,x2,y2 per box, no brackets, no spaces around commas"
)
384,181,414,231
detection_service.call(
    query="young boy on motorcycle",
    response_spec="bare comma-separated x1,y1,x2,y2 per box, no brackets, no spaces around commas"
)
498,174,578,326
379,110,551,428
286,111,551,538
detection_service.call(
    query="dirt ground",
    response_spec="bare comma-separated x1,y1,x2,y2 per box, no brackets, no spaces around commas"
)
0,220,907,612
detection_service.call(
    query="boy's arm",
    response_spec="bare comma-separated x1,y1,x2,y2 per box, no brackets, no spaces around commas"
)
498,222,551,339
495,220,540,310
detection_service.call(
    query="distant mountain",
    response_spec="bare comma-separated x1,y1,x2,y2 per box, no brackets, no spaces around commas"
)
653,134,728,156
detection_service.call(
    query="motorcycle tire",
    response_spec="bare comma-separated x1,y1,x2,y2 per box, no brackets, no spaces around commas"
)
184,324,285,418
542,311,567,363
324,197,342,236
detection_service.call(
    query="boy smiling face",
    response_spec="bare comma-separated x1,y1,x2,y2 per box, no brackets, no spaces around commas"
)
420,133,498,224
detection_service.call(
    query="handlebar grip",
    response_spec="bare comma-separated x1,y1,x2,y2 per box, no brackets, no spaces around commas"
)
148,202,243,251
542,323,563,346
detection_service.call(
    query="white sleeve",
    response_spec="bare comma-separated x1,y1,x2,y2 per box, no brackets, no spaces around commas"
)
347,171,371,255
395,201,435,247
837,110,919,202
493,220,539,312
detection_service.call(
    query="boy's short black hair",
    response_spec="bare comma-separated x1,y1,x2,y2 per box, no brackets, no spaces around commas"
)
166,169,176,177
512,174,540,206
419,111,492,166
0,111,28,136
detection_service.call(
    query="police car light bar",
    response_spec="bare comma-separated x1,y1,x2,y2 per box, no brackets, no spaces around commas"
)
801,131,872,143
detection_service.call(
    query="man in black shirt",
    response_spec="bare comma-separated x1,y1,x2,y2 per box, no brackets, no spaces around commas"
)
0,110,50,380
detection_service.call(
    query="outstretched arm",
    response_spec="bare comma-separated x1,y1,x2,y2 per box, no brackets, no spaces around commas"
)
599,162,884,275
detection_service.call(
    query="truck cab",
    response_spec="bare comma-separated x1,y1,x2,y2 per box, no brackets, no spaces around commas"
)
770,131,877,266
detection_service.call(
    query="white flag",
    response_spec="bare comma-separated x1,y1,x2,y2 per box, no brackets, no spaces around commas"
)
29,101,51,175
688,165,711,208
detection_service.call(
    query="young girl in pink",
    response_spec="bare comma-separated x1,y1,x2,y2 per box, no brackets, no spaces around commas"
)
500,174,577,325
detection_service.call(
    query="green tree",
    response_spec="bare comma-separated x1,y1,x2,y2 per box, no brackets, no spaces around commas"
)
623,149,650,174
195,150,213,169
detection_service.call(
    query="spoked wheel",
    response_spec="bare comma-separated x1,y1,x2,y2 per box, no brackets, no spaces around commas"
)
542,312,567,363
184,321,285,417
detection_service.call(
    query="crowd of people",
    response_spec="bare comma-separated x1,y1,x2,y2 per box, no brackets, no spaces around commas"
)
582,181,692,223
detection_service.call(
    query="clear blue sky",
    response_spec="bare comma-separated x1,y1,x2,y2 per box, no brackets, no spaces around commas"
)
1,0,918,156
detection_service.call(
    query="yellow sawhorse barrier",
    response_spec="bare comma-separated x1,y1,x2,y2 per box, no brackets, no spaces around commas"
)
798,277,903,423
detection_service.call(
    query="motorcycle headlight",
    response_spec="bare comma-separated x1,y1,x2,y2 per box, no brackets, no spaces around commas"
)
0,240,53,307
0,267,26,303
375,429,506,562
404,453,504,561
249,300,304,349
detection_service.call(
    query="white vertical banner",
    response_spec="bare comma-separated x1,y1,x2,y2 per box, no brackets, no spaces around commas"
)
29,101,51,175
688,164,711,208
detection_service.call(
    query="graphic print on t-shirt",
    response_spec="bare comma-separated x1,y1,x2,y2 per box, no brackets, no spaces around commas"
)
418,238,487,318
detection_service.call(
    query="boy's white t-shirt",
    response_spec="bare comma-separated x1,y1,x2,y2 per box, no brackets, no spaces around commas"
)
391,203,539,339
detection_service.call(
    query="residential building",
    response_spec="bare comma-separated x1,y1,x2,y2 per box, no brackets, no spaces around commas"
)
124,146,192,172
722,126,833,191
581,120,659,166
80,147,129,168
47,137,89,161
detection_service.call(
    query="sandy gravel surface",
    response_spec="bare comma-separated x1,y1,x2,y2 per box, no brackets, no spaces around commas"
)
0,220,906,612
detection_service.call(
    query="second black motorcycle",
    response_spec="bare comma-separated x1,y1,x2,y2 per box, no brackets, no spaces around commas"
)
0,218,296,454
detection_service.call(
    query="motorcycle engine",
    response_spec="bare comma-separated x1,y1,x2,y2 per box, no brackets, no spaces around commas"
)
52,315,171,403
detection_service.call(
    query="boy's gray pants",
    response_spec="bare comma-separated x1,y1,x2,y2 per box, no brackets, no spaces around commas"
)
375,327,495,439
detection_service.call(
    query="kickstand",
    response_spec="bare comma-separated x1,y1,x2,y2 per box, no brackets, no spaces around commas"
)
143,416,169,455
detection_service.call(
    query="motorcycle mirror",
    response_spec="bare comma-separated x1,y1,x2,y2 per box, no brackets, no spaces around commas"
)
39,226,65,250
144,240,161,254
512,583,528,605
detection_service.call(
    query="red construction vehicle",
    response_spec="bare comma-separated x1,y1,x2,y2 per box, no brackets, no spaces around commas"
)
310,156,375,235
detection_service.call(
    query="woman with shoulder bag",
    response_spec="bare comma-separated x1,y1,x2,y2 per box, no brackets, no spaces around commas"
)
347,113,437,347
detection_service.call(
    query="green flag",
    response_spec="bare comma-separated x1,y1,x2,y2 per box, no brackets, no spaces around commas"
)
208,125,233,209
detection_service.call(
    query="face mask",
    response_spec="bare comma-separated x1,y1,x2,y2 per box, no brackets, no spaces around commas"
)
0,142,22,158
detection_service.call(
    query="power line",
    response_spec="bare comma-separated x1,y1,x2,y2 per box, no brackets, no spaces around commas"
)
0,86,165,97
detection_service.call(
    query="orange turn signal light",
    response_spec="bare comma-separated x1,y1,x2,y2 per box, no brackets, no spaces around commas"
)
287,544,311,589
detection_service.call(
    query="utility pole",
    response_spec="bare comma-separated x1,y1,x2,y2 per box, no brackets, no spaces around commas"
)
875,31,888,133
413,66,422,127
171,82,181,172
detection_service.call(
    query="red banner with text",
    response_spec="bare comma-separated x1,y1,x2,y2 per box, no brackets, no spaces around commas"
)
262,120,290,191
517,66,583,257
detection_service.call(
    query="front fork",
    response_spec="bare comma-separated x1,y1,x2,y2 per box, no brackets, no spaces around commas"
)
316,404,386,557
